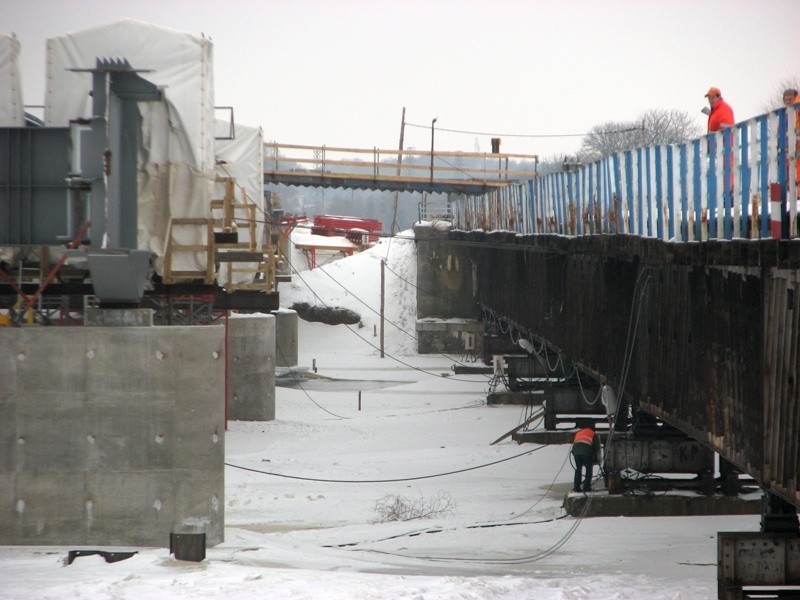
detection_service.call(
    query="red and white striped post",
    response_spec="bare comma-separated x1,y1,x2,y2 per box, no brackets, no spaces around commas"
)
769,182,783,239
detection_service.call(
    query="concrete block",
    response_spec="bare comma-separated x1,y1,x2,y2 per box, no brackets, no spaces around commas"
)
84,308,154,327
0,324,225,547
228,314,276,421
273,309,298,367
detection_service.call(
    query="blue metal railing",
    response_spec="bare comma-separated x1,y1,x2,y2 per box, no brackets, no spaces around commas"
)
452,105,799,240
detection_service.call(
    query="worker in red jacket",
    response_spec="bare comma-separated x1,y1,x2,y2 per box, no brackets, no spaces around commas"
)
705,86,734,133
571,421,601,493
704,86,736,203
784,89,800,217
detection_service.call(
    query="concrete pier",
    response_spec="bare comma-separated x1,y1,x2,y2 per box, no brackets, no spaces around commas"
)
272,308,298,367
0,324,225,546
564,492,763,517
227,313,276,421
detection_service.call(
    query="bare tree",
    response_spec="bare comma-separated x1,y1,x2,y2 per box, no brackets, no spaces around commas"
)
578,121,641,163
536,154,581,175
639,109,703,146
578,109,702,163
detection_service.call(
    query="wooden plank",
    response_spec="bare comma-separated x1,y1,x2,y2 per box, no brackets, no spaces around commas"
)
171,218,209,225
170,245,208,252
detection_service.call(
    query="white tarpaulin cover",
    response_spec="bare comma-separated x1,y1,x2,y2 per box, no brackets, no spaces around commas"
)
214,119,265,285
45,20,215,276
0,33,24,126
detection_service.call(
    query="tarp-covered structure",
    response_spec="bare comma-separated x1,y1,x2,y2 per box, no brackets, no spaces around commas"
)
45,20,215,276
214,120,265,284
0,33,24,126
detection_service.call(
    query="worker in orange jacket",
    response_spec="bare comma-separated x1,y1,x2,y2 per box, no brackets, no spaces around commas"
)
704,87,736,211
784,88,800,219
705,86,734,133
571,421,601,493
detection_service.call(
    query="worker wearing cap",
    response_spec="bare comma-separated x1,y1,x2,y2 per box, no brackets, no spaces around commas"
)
705,87,734,133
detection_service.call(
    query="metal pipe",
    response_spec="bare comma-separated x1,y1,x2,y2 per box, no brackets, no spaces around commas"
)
430,117,438,181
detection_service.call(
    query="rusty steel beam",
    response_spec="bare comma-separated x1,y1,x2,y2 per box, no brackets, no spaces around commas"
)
429,230,800,507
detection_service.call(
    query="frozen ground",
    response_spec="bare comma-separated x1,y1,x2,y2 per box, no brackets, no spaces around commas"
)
0,232,760,599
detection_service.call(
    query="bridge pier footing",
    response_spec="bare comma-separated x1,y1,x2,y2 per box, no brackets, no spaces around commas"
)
717,493,800,599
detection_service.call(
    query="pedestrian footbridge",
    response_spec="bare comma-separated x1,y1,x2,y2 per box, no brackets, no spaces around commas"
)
263,142,538,196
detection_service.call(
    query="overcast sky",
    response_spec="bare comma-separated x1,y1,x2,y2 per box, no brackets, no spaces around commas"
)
2,0,798,158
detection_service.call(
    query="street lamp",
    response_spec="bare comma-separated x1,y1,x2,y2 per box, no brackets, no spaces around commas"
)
430,117,438,182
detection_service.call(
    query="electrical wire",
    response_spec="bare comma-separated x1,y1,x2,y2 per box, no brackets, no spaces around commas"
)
283,249,488,383
226,444,546,484
502,444,570,522
339,264,653,565
304,249,489,375
249,181,653,562
405,121,641,139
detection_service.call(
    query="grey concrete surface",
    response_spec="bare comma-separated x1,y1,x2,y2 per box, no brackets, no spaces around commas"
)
227,313,276,421
0,324,225,547
273,309,298,367
84,307,154,327
414,223,486,354
414,222,477,319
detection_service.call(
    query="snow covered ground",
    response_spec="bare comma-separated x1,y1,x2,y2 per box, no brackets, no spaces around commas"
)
0,231,760,599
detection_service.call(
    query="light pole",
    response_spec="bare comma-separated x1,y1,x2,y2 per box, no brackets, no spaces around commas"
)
430,117,438,182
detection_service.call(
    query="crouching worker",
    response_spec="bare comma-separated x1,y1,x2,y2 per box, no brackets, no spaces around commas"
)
572,421,601,493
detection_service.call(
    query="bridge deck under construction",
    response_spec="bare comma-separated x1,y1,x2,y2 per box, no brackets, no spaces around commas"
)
263,143,538,195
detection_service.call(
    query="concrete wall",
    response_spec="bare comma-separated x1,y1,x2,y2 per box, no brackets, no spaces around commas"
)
414,222,477,319
227,313,275,421
0,325,225,547
414,222,483,354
